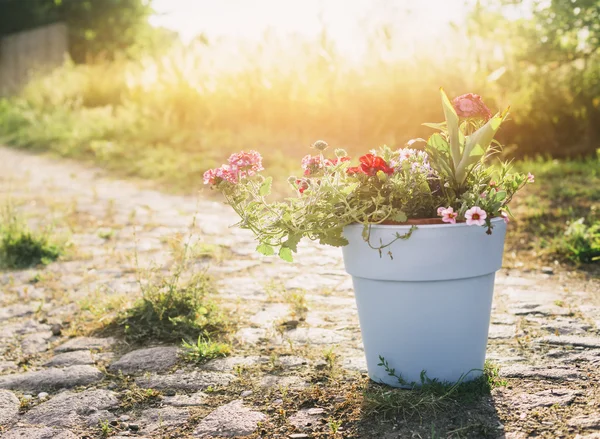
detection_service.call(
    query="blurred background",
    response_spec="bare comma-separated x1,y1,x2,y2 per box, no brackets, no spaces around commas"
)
0,0,598,266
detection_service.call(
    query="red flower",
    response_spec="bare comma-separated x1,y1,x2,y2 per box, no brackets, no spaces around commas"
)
346,166,362,175
295,179,309,194
359,154,394,176
452,93,492,120
329,156,350,166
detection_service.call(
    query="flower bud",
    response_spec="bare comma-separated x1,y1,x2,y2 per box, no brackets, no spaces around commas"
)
376,170,387,182
335,148,348,158
311,140,329,151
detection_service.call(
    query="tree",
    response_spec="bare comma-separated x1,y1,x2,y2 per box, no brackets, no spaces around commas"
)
0,0,156,62
468,0,600,157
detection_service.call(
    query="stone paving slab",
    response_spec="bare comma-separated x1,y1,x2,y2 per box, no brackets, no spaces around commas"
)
0,147,599,438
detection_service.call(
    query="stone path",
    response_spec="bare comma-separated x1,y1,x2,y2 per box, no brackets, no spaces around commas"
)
0,147,599,438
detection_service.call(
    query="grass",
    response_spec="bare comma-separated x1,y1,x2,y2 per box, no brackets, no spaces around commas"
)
181,334,231,363
118,269,227,344
112,227,231,344
364,361,506,421
0,203,63,269
0,37,597,268
508,156,600,268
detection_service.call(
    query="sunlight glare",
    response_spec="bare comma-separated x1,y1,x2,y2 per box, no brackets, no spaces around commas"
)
150,0,474,57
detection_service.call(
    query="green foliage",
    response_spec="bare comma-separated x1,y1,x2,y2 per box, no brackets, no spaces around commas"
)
116,233,228,343
509,156,599,266
217,144,440,261
561,219,600,263
211,94,530,261
0,0,160,61
181,334,231,363
0,206,62,269
469,0,600,158
119,271,226,343
365,357,505,420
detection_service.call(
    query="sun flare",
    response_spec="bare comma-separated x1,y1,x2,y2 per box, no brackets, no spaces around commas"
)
150,0,473,57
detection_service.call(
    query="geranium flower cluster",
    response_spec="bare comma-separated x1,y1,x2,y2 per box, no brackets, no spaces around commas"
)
301,154,350,176
204,151,264,186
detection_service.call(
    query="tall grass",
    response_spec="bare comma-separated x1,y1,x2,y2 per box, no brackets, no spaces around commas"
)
0,31,597,266
0,34,492,191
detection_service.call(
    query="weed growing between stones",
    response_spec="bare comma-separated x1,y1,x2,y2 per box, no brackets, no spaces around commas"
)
182,334,231,363
119,271,227,343
99,419,113,437
108,225,232,345
363,360,506,421
0,203,63,269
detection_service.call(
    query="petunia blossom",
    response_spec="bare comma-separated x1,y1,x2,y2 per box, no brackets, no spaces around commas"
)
465,206,487,226
500,210,510,224
437,207,445,216
441,207,458,224
359,154,394,176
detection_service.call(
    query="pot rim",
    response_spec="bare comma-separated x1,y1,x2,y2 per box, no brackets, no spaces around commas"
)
345,216,505,229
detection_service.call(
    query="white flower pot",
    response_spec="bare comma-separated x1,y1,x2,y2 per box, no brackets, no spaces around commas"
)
342,218,506,387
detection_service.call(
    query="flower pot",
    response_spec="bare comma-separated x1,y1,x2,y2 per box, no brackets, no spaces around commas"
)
342,218,506,387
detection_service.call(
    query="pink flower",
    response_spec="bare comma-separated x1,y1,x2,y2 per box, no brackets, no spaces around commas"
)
452,93,492,120
527,172,535,183
301,154,327,176
203,165,238,185
441,207,458,224
228,150,263,177
465,206,487,226
501,211,510,224
215,165,238,184
203,168,218,185
437,207,445,216
328,156,350,166
480,192,487,199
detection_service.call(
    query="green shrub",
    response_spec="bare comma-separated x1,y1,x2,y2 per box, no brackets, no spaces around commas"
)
0,209,62,269
119,272,227,343
561,219,600,263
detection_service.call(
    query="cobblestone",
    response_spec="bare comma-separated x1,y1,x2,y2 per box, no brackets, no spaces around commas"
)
1,147,599,438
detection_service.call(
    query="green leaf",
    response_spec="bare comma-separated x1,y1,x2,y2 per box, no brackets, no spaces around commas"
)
256,243,274,256
440,88,461,170
258,177,272,197
279,246,293,262
422,122,446,131
390,211,407,223
361,224,369,241
319,234,349,247
495,191,507,202
455,108,509,184
340,182,359,195
282,233,302,252
427,132,449,151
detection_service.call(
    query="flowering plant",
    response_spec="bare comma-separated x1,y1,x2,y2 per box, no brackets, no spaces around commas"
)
205,89,534,261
